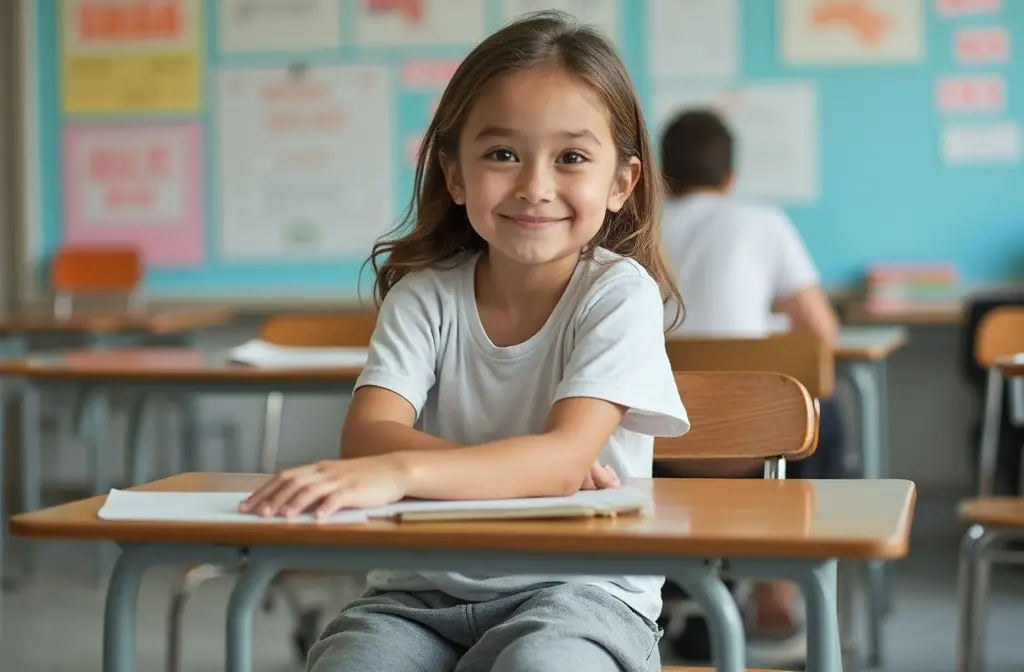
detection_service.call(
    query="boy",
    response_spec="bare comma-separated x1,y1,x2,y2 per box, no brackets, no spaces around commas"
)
656,109,844,669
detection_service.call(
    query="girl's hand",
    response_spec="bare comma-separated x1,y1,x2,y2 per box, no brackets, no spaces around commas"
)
239,455,409,520
581,461,620,491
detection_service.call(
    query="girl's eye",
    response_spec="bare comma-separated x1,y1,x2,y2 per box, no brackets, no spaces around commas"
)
487,149,517,162
559,151,587,165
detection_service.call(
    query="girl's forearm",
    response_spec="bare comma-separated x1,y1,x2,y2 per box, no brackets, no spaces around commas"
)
396,434,590,500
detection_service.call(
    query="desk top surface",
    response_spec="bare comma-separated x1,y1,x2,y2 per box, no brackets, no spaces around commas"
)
10,474,916,560
835,326,909,361
0,308,232,336
0,347,362,382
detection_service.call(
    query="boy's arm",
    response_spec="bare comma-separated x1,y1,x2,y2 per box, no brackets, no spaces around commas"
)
774,285,840,349
769,210,840,348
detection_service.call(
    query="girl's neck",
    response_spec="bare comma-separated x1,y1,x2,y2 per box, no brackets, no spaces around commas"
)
475,250,580,312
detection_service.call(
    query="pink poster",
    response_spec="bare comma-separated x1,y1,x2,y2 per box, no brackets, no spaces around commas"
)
62,123,204,267
935,75,1005,113
936,0,1001,16
954,26,1010,64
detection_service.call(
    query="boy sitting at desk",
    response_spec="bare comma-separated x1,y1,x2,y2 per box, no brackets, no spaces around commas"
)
656,109,844,668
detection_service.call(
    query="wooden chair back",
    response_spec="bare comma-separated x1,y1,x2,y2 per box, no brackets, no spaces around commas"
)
664,333,834,399
259,312,378,348
975,306,1024,369
50,245,144,317
655,371,817,466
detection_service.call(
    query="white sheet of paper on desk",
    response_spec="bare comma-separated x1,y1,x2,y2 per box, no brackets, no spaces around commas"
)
96,486,651,524
227,339,369,369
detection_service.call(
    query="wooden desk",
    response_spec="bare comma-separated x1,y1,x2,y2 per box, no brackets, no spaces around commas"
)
0,307,232,337
10,473,917,672
841,300,963,327
0,348,363,589
836,326,909,361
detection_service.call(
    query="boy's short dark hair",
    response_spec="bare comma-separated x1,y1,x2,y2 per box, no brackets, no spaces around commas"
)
660,109,734,195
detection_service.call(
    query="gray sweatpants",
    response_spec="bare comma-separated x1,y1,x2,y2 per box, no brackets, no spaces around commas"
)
307,582,662,671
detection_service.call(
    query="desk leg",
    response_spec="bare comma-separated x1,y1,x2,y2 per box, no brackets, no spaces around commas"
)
672,564,746,672
799,561,844,672
103,544,240,672
732,559,844,672
226,557,281,672
840,362,887,670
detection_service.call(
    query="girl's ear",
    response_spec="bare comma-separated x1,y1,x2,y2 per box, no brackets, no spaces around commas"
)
439,151,466,205
607,156,642,213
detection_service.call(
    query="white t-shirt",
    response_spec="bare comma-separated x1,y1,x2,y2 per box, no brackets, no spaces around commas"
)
353,247,689,622
661,193,820,338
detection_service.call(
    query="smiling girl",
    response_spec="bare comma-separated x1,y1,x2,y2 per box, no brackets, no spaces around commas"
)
241,11,689,671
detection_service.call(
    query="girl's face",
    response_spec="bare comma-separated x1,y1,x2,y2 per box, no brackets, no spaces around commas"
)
441,66,640,270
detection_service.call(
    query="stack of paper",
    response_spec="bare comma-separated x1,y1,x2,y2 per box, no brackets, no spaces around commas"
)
228,339,369,369
97,486,652,524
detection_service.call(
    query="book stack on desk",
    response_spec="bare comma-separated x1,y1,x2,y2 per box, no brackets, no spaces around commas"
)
863,263,960,316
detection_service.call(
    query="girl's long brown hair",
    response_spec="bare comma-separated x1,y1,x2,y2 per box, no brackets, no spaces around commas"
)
365,10,684,330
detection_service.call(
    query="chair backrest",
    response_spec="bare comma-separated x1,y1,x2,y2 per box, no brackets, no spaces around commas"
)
974,305,1024,370
655,371,816,465
50,245,144,318
259,312,378,348
664,333,834,399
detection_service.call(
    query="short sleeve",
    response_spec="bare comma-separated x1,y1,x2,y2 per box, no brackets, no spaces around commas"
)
554,276,689,437
770,210,821,300
354,274,439,417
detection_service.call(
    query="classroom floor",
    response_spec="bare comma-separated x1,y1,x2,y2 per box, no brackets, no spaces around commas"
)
1,537,1022,671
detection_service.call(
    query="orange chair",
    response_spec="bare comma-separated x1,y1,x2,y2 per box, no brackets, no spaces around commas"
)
50,244,145,318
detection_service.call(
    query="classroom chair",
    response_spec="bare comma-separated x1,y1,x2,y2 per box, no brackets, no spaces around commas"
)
656,370,816,672
967,303,1024,497
957,306,1024,672
165,311,377,672
664,334,834,475
50,244,145,318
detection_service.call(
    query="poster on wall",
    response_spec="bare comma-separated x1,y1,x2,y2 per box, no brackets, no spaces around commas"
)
936,0,1001,17
935,75,1005,113
953,26,1010,64
653,82,819,202
354,0,486,46
219,0,342,52
647,0,738,78
941,122,1021,164
60,0,202,114
62,124,204,266
778,0,924,66
501,0,620,45
217,65,394,261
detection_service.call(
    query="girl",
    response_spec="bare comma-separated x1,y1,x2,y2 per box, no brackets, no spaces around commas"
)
241,11,689,672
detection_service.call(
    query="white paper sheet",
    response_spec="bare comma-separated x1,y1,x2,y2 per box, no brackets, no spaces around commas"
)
779,0,924,66
219,0,342,52
228,339,369,369
653,82,819,202
941,122,1021,165
501,0,621,46
97,486,652,524
355,0,486,47
647,0,738,78
217,65,394,261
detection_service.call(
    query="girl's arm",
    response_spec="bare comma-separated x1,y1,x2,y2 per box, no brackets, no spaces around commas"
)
342,386,624,500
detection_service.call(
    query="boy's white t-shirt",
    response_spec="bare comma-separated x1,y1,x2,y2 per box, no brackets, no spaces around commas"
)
353,247,689,622
661,193,820,338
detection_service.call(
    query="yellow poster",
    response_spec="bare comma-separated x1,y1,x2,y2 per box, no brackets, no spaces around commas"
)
61,0,202,114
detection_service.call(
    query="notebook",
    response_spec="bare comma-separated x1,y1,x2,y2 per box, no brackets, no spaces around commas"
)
97,486,651,524
227,339,369,369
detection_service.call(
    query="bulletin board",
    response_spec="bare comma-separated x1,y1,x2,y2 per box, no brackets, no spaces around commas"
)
21,0,1024,301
